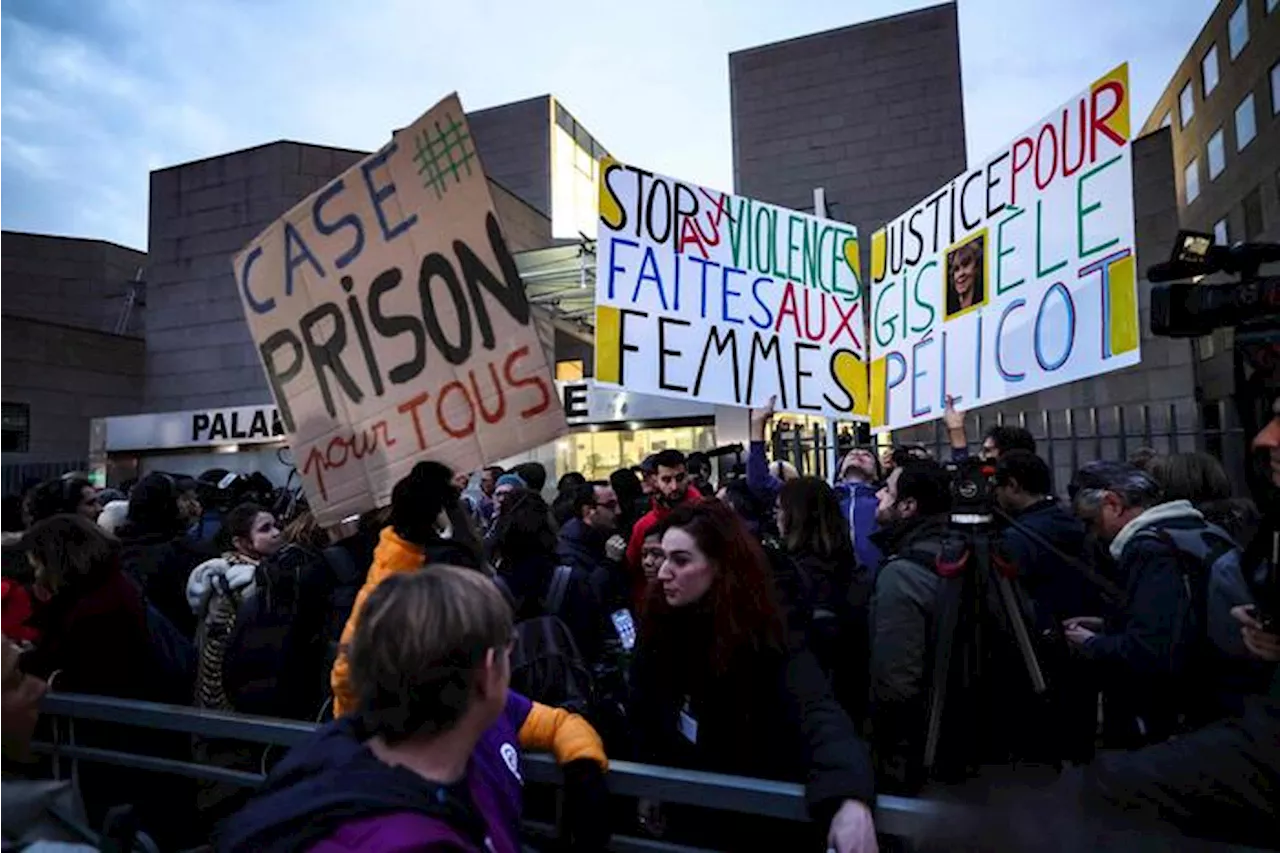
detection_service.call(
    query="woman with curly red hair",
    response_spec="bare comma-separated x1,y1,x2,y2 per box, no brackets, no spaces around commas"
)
629,498,878,852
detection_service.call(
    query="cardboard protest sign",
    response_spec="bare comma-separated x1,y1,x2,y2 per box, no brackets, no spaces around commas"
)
594,161,867,418
868,63,1138,432
233,94,567,526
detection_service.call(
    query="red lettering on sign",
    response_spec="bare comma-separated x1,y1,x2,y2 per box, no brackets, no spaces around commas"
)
678,217,711,259
436,380,477,438
1010,136,1034,207
1090,81,1126,161
398,391,432,451
774,282,800,336
301,420,397,501
503,346,552,418
829,295,862,350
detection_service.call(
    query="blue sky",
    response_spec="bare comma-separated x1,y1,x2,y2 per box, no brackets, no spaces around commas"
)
2,0,1216,251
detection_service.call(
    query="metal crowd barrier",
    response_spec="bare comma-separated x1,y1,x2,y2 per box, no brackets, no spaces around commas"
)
33,693,1271,853
32,692,946,852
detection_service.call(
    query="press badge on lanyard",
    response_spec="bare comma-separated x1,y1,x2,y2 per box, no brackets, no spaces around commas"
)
678,697,698,744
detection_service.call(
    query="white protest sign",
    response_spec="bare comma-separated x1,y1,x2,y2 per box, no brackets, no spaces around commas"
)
232,94,567,526
594,161,868,418
868,63,1138,431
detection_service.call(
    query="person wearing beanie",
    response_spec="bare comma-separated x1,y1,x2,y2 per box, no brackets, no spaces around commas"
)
493,473,527,518
495,473,526,490
330,461,485,717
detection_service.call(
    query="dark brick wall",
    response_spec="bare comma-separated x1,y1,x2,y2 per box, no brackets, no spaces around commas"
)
2,316,144,463
730,3,967,268
1,231,146,336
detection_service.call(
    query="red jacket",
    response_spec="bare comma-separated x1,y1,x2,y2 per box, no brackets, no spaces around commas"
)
1,578,39,643
625,487,704,609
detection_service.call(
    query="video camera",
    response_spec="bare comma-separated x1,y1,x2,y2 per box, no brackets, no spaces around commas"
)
1151,232,1280,633
944,456,997,520
1148,230,1280,338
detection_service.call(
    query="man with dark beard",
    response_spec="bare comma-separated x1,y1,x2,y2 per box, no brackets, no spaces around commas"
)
867,458,953,794
625,449,701,609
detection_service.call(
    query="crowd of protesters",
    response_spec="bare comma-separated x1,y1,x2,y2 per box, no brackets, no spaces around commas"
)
2,397,1279,852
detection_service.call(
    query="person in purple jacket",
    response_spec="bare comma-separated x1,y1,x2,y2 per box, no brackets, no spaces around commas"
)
747,397,882,575
218,566,610,853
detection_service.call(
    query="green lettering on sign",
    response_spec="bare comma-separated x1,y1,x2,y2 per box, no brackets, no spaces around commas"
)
1077,153,1122,259
996,205,1025,295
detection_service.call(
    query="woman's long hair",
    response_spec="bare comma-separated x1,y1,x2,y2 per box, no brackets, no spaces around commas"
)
644,499,785,677
778,477,854,562
21,514,120,598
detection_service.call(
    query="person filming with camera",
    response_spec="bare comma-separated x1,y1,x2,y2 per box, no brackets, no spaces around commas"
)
1067,398,1280,848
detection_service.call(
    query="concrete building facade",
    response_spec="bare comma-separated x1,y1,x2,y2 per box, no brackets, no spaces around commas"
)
728,2,1209,484
141,96,600,414
1,232,147,469
731,3,968,266
1137,0,1280,422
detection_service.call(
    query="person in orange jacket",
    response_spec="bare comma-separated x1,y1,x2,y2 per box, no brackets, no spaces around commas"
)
330,461,485,717
330,462,611,756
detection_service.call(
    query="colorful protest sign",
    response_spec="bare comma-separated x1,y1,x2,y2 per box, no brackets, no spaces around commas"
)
233,94,567,526
594,162,867,418
868,63,1138,431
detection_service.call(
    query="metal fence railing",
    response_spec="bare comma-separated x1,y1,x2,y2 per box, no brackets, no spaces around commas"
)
28,692,1272,852
31,692,944,852
2,459,89,498
770,401,1252,497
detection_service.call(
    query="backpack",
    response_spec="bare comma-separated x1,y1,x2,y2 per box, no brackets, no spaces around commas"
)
508,566,595,714
1137,523,1254,659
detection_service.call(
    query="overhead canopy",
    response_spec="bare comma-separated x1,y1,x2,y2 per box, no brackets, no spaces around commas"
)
515,240,596,330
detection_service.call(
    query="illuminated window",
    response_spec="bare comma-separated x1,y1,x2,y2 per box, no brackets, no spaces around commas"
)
1201,44,1219,96
1213,218,1228,245
1235,92,1256,149
1207,128,1226,178
553,425,716,481
550,111,603,240
556,360,584,381
2,402,30,453
1179,81,1195,127
1184,158,1201,203
1229,1,1248,59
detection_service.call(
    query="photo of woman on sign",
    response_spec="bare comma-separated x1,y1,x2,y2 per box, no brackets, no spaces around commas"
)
945,234,985,319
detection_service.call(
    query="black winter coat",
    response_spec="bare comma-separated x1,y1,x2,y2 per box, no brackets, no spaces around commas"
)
782,546,871,727
117,526,207,639
557,519,630,616
630,605,874,847
1000,498,1103,632
500,551,606,665
1081,503,1236,743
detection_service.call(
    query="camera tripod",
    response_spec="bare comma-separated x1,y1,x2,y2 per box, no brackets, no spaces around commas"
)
921,507,1048,775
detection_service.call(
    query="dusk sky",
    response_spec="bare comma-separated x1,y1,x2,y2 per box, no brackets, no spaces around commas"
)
2,0,1217,251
